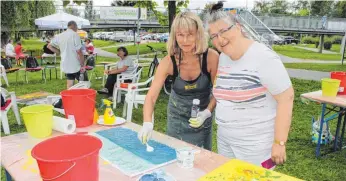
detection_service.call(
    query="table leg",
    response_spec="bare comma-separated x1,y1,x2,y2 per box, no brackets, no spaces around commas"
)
339,112,346,149
333,107,343,151
49,69,52,80
5,169,12,181
316,103,327,157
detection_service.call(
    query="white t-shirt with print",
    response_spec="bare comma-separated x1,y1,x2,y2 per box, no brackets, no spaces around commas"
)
213,41,292,143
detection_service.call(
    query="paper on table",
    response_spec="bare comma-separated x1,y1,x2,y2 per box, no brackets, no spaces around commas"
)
52,116,76,134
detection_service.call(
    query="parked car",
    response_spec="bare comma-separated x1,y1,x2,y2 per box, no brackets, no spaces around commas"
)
159,35,169,42
262,34,284,45
281,36,299,44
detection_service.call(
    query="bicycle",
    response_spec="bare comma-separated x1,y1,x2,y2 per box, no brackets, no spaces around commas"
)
146,45,173,95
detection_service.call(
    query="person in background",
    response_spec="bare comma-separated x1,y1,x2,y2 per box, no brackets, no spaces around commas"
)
85,38,94,55
97,47,135,96
137,12,219,151
5,39,16,59
48,21,85,89
42,39,56,64
204,2,294,167
14,41,28,66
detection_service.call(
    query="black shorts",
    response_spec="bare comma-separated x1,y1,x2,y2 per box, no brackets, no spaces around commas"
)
65,71,89,81
65,71,80,80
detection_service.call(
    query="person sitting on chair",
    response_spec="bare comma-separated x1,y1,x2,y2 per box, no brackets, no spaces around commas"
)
14,41,28,66
5,39,16,59
42,39,56,64
98,47,135,96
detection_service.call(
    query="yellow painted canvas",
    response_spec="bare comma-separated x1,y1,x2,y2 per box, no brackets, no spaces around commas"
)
198,159,303,181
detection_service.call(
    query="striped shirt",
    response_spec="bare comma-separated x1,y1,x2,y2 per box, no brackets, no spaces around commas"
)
213,42,291,135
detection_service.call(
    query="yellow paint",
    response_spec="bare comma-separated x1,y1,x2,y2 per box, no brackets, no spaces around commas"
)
198,159,303,181
103,160,110,165
22,149,39,174
185,84,197,90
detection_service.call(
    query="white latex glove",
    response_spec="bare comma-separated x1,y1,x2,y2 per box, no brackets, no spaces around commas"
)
138,122,154,144
189,109,212,128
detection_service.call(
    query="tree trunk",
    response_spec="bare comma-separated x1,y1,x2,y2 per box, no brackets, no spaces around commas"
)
168,1,176,33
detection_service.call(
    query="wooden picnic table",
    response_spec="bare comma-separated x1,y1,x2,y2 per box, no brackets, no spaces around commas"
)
301,90,346,157
1,122,229,181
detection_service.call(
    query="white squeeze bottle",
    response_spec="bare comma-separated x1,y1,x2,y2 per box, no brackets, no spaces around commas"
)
191,99,200,118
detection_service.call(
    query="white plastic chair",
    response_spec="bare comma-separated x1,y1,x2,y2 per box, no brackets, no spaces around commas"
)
0,65,9,87
0,87,21,134
122,76,154,122
102,59,139,85
112,66,142,109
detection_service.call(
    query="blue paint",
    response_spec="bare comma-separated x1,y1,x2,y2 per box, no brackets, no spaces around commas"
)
95,127,177,165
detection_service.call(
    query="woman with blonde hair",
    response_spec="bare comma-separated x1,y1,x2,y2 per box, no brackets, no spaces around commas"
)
204,2,294,167
138,12,219,150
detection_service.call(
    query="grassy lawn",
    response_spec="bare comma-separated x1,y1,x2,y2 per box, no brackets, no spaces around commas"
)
103,43,166,55
298,44,342,53
92,39,117,48
1,56,346,180
273,45,342,60
284,63,346,72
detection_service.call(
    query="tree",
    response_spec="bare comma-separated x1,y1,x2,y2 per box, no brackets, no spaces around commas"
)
270,0,290,15
310,1,334,17
62,0,87,7
163,0,189,32
84,0,94,19
1,0,55,45
111,0,136,7
333,0,346,18
252,0,271,15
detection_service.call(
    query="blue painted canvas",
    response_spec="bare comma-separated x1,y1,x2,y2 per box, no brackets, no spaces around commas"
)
91,127,177,177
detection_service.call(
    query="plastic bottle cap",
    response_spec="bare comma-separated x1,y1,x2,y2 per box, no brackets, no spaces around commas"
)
193,99,200,105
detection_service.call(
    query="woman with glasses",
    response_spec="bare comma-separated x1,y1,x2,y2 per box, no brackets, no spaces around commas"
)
204,2,294,167
138,12,219,150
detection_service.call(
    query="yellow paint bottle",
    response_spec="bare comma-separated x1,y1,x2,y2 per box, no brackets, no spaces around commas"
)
102,99,116,125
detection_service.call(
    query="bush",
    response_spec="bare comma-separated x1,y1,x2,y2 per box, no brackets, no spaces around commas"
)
301,36,315,44
331,36,343,44
323,38,333,50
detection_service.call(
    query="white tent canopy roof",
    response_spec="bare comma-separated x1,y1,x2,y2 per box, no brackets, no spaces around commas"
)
35,12,90,29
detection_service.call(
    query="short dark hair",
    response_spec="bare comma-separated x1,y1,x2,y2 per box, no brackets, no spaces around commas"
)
117,47,128,56
67,21,77,27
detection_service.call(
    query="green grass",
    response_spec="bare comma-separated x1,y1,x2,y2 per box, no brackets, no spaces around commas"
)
103,43,166,55
21,38,45,55
273,45,342,60
92,40,117,48
298,44,342,53
284,63,346,72
2,56,346,180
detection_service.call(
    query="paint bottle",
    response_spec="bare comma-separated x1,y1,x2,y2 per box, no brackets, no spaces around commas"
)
102,99,116,125
191,99,200,118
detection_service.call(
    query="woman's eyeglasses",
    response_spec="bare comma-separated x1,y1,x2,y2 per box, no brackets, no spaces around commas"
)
210,25,234,41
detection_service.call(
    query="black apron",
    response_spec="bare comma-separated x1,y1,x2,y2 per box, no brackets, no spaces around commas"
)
166,50,213,150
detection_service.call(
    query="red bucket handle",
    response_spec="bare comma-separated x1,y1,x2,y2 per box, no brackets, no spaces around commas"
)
41,162,76,181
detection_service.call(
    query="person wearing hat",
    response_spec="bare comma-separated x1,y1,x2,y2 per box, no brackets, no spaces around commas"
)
42,39,56,65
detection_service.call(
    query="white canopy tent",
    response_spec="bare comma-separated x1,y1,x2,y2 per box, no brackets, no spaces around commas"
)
34,12,90,29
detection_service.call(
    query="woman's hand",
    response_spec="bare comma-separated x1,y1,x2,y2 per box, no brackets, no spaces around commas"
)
104,70,110,75
271,144,286,165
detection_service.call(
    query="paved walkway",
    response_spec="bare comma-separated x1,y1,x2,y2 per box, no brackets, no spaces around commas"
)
96,47,333,81
279,54,341,64
295,46,338,54
286,68,329,81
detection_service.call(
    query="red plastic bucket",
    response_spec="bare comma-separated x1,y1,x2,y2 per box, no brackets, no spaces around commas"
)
32,134,102,181
60,89,96,127
331,72,346,95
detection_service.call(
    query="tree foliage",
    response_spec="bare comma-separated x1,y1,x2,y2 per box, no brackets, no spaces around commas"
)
1,0,55,44
111,0,136,7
